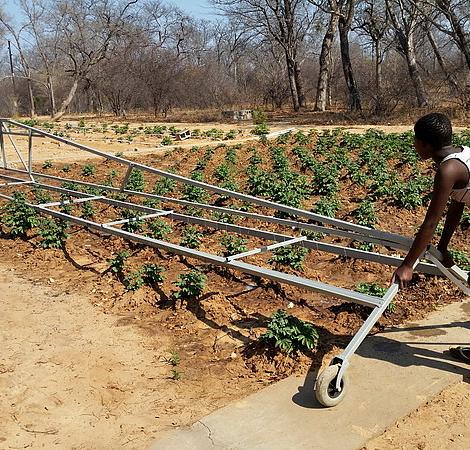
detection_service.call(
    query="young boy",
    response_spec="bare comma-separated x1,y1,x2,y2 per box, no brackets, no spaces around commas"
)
391,112,470,363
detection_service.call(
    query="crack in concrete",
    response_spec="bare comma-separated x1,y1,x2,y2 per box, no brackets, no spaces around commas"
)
197,420,216,447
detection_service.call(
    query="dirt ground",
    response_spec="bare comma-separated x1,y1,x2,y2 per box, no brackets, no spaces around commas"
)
365,380,470,450
0,264,262,449
1,118,470,449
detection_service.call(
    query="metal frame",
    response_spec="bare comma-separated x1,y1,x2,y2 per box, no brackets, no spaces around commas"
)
0,118,468,404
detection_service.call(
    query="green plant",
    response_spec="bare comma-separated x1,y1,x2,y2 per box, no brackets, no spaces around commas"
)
251,123,270,136
220,233,247,257
448,250,470,270
81,164,96,176
62,164,71,173
147,218,172,240
120,209,144,233
153,177,176,196
259,310,319,355
108,251,129,278
32,187,52,204
252,109,267,124
352,200,376,227
314,195,340,218
124,269,145,291
42,160,53,169
78,119,86,128
1,192,39,237
180,226,203,249
170,368,182,380
81,202,95,219
38,218,69,249
164,350,181,366
173,270,207,303
269,245,309,271
356,282,395,312
125,168,145,192
161,136,173,146
142,263,165,284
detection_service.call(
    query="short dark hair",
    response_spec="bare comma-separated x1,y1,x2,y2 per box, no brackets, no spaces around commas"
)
414,113,452,150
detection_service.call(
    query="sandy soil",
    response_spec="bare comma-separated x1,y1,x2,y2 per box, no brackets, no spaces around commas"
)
365,381,470,450
0,264,259,449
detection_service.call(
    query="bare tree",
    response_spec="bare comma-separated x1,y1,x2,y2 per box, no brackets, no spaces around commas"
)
50,0,138,120
385,0,429,107
213,0,316,111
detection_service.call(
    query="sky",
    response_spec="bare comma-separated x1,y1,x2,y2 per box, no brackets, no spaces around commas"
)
3,0,216,20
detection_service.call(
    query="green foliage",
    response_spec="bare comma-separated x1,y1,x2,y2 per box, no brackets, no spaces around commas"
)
259,310,319,355
81,202,95,219
170,368,182,380
311,162,339,196
153,177,176,196
173,270,207,302
62,164,71,173
81,164,96,176
164,350,181,366
32,187,52,204
125,168,145,192
252,109,267,124
314,195,340,218
1,192,39,237
294,131,310,145
124,269,145,291
120,209,144,233
225,129,237,140
142,263,165,284
356,282,395,312
448,250,470,270
182,183,208,203
352,200,376,227
356,282,387,297
42,160,53,169
38,218,69,248
251,123,270,135
220,233,247,257
214,163,232,182
180,226,203,249
147,218,172,240
269,245,309,271
161,136,173,146
108,251,129,277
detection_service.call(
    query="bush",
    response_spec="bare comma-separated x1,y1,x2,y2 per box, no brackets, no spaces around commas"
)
82,164,96,176
38,218,69,249
147,218,172,240
251,123,270,136
252,109,267,124
125,168,145,192
269,245,309,271
180,226,203,249
120,209,143,233
1,192,39,237
220,233,247,257
108,251,129,278
259,310,319,355
173,270,207,304
142,263,165,285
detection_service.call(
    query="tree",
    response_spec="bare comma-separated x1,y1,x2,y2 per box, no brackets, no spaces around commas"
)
385,0,429,107
213,0,316,111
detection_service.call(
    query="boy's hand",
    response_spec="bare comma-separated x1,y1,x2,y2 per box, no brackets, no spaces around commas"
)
391,264,414,289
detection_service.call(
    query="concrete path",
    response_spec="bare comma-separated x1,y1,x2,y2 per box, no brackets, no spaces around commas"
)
150,299,470,450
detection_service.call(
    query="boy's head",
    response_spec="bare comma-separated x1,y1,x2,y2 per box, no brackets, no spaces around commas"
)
414,113,452,159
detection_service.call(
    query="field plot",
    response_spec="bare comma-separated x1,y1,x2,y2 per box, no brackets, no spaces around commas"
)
1,120,470,446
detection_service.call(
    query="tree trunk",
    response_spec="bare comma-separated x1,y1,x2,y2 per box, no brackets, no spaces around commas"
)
53,78,79,121
315,13,339,111
375,40,382,94
426,28,460,94
294,60,305,108
398,31,428,107
47,75,56,117
286,55,300,111
27,76,35,118
338,18,362,111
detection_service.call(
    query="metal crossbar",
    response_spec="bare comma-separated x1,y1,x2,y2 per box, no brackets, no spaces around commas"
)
226,236,307,261
0,117,468,408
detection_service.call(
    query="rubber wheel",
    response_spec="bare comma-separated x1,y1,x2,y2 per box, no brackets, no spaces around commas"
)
315,364,349,407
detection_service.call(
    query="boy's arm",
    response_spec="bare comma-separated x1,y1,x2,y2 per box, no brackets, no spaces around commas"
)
392,165,456,288
437,199,464,257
